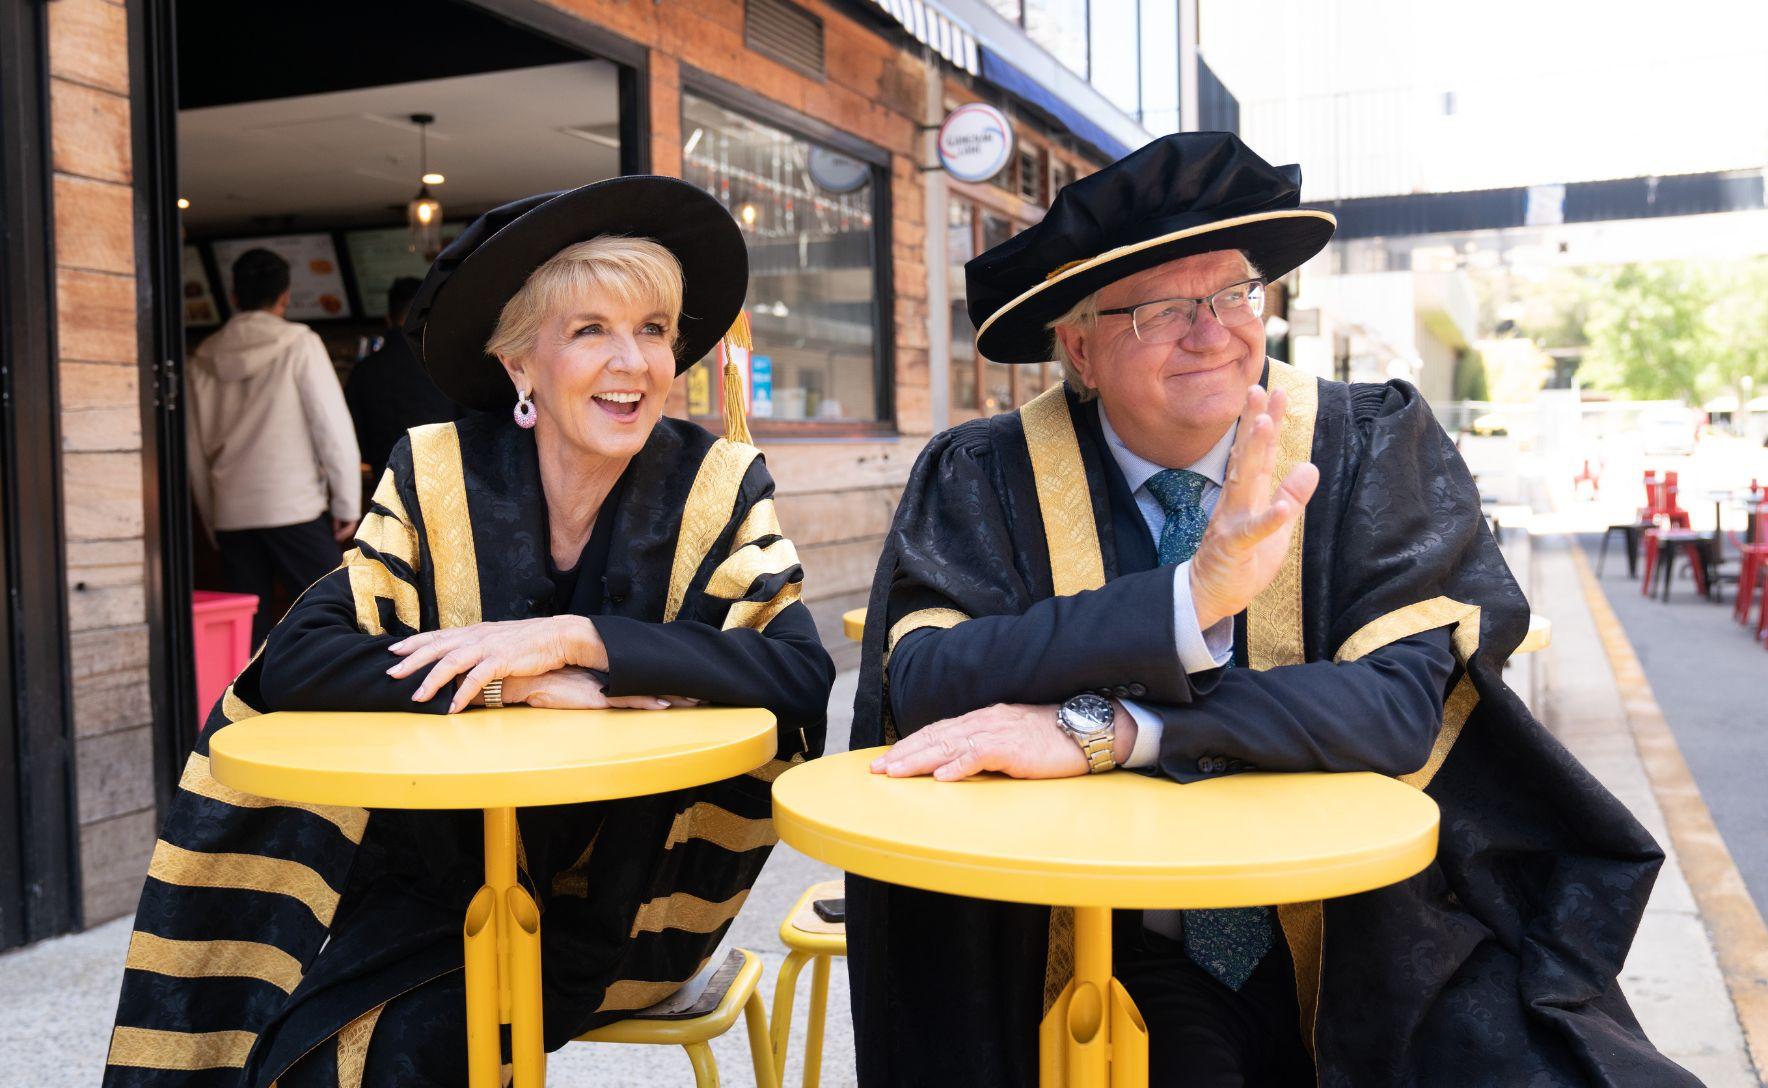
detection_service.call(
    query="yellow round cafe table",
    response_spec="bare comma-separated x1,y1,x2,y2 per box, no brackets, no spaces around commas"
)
772,748,1440,1087
209,706,776,1088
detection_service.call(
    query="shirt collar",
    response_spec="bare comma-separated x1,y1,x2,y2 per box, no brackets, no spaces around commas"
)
1097,401,1236,492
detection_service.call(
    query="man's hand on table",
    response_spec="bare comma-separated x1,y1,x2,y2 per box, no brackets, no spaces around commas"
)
1189,384,1321,630
870,701,1137,781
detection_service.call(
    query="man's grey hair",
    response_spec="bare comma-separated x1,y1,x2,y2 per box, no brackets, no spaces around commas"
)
1045,250,1262,401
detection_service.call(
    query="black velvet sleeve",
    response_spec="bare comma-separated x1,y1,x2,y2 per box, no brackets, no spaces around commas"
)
1148,626,1456,783
257,442,455,713
598,603,834,758
600,453,834,760
875,423,1193,738
258,569,453,713
885,568,1188,734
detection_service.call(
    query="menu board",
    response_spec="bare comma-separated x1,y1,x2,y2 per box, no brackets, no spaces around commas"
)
181,245,221,328
344,224,464,318
210,233,351,321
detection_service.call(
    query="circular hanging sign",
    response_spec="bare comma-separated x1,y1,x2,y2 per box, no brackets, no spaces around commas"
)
808,147,870,194
938,103,1014,184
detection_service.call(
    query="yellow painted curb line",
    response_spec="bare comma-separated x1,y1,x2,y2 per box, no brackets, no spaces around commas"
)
1570,541,1768,1076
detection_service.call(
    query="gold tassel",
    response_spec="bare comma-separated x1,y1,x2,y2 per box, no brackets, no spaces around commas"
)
721,311,754,446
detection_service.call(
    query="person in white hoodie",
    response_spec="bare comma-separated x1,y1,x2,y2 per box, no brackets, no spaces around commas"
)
188,247,362,643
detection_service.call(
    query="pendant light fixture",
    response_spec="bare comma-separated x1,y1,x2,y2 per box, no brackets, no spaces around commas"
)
407,113,443,260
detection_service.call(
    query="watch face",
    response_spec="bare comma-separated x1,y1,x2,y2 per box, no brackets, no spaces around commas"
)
1062,693,1113,735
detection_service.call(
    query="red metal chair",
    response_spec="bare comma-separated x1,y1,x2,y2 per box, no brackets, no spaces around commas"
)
1639,474,1701,597
1730,511,1768,624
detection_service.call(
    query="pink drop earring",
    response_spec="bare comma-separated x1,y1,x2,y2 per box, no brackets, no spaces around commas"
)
513,390,537,429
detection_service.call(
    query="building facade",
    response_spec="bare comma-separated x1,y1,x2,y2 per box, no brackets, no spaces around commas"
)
1,0,1179,946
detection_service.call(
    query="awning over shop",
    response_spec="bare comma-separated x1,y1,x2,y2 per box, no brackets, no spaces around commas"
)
977,46,1133,163
869,0,979,75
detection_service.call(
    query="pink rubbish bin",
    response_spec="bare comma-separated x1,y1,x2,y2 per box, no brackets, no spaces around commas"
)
192,590,259,730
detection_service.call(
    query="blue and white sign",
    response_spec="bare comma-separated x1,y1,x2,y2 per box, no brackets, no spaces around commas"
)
749,354,774,418
938,103,1013,184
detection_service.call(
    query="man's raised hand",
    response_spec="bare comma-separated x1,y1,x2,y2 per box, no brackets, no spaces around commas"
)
1188,384,1320,631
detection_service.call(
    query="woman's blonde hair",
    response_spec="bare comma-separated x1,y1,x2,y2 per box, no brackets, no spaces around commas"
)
485,236,684,362
1046,250,1262,402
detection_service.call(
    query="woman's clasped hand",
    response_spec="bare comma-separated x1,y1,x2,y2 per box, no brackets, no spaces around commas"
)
386,615,701,714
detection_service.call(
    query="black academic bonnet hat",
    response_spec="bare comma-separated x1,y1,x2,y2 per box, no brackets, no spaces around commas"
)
967,132,1336,364
405,175,749,412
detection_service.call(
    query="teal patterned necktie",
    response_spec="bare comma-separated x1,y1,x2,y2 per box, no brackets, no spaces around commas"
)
1145,468,1274,992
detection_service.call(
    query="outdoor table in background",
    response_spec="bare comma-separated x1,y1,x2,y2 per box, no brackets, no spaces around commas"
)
772,749,1440,1087
1518,613,1552,654
208,706,777,1088
842,608,867,643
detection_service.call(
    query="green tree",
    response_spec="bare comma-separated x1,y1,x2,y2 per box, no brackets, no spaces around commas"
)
1580,262,1711,400
1581,258,1768,402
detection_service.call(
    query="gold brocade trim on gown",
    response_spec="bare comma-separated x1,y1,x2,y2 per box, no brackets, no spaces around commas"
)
1246,359,1324,1054
125,931,305,995
1246,359,1317,672
408,422,483,629
335,1002,385,1088
1021,385,1107,597
107,1026,258,1071
1018,386,1112,1018
666,439,762,623
145,840,342,927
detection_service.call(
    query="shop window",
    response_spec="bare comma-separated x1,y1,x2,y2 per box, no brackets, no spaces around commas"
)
948,201,979,414
951,199,1053,422
681,93,886,426
1049,159,1074,201
1015,148,1045,203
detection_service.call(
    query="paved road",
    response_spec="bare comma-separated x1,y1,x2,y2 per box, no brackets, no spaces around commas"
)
1579,533,1768,916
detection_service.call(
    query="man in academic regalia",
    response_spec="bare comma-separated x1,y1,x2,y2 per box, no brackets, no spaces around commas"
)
847,133,1695,1086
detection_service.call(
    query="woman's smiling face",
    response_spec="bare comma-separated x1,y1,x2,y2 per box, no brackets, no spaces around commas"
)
516,291,677,461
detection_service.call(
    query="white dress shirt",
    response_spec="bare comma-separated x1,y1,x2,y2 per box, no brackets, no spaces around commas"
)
1094,403,1237,770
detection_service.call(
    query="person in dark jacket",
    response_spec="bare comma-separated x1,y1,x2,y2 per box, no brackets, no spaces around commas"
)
847,132,1695,1087
345,275,462,482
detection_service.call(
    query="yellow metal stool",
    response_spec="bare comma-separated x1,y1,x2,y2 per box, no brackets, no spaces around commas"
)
770,880,848,1088
577,948,780,1087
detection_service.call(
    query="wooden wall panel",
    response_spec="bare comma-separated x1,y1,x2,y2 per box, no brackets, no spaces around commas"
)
75,724,153,824
50,0,153,927
78,809,156,925
46,0,130,97
52,174,133,275
49,77,131,184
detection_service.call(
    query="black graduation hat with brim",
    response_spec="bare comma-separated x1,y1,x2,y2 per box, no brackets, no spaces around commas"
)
967,132,1336,365
404,175,749,414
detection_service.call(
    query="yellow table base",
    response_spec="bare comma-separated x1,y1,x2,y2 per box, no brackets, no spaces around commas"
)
208,707,778,1088
1036,907,1147,1087
465,808,545,1088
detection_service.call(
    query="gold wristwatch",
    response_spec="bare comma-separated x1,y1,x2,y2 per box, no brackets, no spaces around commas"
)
1058,693,1117,773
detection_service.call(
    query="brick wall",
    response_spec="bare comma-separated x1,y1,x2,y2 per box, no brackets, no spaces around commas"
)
557,0,940,663
48,0,157,925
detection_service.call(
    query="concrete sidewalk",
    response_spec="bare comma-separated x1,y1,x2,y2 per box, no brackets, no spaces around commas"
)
4,542,1761,1085
1525,533,1758,1085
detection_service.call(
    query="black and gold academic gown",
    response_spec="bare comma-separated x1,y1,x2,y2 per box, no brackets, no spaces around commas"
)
104,413,834,1087
847,361,1695,1087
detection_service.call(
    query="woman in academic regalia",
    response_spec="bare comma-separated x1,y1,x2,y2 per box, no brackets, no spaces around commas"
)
104,177,835,1087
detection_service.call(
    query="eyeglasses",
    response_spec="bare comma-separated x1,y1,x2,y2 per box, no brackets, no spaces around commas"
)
1097,278,1266,344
